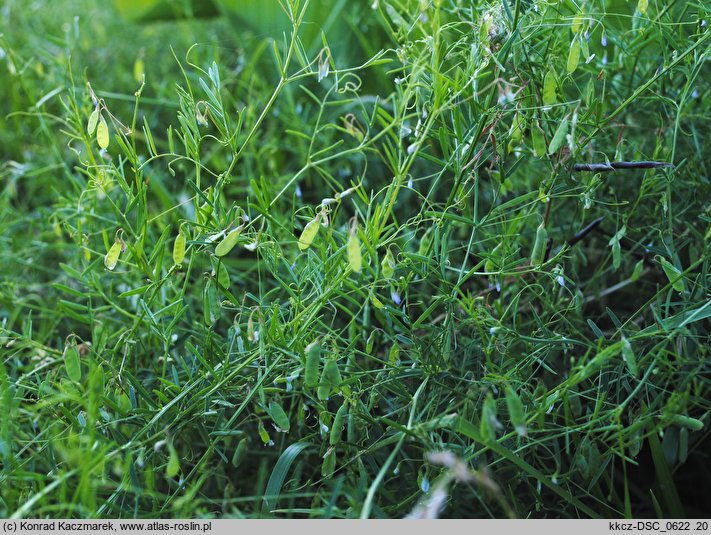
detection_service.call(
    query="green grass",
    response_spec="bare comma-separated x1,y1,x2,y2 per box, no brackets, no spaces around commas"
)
1,0,710,519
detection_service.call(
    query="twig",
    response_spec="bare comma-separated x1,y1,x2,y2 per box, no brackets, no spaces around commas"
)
573,161,674,172
567,216,604,247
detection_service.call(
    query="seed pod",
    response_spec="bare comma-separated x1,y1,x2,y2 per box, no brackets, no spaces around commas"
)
611,239,621,270
543,70,557,106
173,227,186,265
166,444,180,477
258,420,271,444
480,392,498,443
547,117,569,155
530,222,548,266
505,387,527,437
621,337,637,377
510,112,524,144
323,359,342,388
231,438,248,467
370,295,384,310
268,401,290,432
347,229,362,273
298,215,320,251
317,378,331,401
215,226,242,257
657,256,684,292
671,415,703,432
133,57,145,83
631,259,644,282
97,115,110,149
215,262,230,290
104,240,121,270
347,409,358,444
330,402,348,446
304,341,321,389
532,121,547,158
317,360,342,401
64,340,82,382
388,342,400,367
203,277,219,325
321,448,336,478
567,38,581,73
381,247,395,279
87,107,99,135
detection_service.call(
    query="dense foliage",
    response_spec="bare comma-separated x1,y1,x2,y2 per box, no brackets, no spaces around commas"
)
1,0,710,519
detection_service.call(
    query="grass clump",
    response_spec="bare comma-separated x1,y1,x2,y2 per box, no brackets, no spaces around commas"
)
1,0,710,519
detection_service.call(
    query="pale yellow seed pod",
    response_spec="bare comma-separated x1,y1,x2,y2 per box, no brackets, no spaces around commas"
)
97,116,110,149
298,215,321,251
104,241,121,270
567,38,581,73
215,226,241,257
347,229,362,273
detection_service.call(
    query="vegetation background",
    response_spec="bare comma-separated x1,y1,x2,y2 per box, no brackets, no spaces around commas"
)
1,0,710,519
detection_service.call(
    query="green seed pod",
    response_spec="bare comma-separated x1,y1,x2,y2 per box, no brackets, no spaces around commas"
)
323,359,342,388
166,444,180,477
621,337,637,377
317,380,331,401
304,341,320,389
231,438,248,467
480,393,497,443
381,247,396,279
530,222,548,266
298,215,321,251
611,238,621,271
216,262,230,289
317,360,342,401
532,121,547,158
64,340,81,382
258,420,271,444
370,295,384,310
542,70,557,106
671,414,704,432
330,402,348,446
657,256,684,292
268,401,290,432
510,112,524,144
547,117,569,155
321,448,336,478
173,228,186,265
567,38,581,73
215,226,242,257
505,387,527,437
203,277,219,325
347,409,357,444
